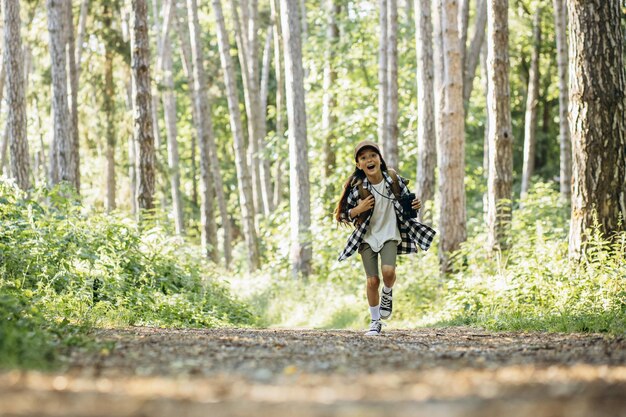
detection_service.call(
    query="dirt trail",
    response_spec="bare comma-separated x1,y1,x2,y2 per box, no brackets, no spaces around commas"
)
1,327,626,417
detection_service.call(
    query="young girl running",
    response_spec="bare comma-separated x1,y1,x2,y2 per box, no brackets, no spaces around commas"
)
334,140,436,336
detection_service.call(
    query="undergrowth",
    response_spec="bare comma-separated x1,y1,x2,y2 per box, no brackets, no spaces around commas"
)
0,182,256,369
231,181,626,335
2,179,624,370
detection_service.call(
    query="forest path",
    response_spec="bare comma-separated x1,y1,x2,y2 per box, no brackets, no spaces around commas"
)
2,327,626,417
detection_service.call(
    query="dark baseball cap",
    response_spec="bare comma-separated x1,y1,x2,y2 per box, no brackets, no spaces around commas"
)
354,140,381,161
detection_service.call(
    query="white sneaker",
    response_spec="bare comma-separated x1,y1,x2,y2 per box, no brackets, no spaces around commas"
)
364,319,384,336
380,289,393,319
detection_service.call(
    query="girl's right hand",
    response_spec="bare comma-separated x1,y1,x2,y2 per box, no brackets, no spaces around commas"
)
355,195,375,215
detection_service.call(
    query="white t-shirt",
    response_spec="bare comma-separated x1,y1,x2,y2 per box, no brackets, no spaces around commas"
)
363,179,401,252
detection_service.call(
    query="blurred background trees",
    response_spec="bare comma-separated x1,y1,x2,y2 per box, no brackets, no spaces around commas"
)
0,0,624,274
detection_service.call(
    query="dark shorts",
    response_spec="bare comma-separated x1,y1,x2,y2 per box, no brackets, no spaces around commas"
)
358,240,398,278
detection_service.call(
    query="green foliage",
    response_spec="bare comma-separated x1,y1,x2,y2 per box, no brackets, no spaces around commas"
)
0,181,256,369
236,182,625,335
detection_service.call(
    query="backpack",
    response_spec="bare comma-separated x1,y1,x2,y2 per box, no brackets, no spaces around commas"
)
350,168,405,225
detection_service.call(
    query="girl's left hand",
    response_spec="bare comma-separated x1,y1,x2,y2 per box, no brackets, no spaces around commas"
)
412,198,422,210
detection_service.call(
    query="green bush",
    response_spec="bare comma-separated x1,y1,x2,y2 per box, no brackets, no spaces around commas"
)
0,182,256,369
396,182,626,334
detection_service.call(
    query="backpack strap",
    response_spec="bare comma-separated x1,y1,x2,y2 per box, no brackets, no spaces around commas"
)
386,168,405,200
350,176,371,225
349,170,408,226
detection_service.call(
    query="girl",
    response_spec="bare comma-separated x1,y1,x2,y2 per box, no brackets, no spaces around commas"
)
334,140,436,336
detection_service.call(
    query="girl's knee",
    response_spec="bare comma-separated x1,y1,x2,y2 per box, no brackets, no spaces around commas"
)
381,266,396,280
366,276,380,289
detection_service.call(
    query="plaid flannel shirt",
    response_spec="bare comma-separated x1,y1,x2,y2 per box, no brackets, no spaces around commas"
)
338,171,437,261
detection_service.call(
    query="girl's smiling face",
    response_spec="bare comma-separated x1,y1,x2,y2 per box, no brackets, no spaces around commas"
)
356,148,383,180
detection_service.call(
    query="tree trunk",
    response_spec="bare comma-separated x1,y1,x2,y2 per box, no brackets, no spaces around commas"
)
567,0,626,258
299,0,307,40
213,0,260,271
432,0,444,159
66,0,80,191
75,0,89,81
3,0,30,190
231,0,264,216
103,2,116,212
271,0,285,209
458,0,469,73
160,1,184,235
438,0,466,271
150,0,162,155
187,0,220,263
174,4,200,211
0,124,7,177
404,0,414,21
322,0,339,178
0,60,7,174
520,8,541,199
385,0,399,168
151,0,167,212
281,0,312,279
463,0,486,106
415,0,436,223
47,0,75,188
121,9,138,215
378,0,389,148
486,0,513,252
480,39,489,218
259,27,274,214
130,0,156,212
553,0,571,204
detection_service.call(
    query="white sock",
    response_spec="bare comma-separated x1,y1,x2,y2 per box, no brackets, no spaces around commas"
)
370,305,381,321
383,286,393,294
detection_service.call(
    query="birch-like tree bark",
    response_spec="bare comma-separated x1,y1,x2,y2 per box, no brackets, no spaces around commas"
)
480,39,489,216
0,6,5,173
553,0,570,204
122,9,137,215
149,0,162,156
231,0,264,216
438,0,466,271
271,0,285,209
463,0,486,106
322,0,339,178
0,56,6,174
213,0,260,271
187,0,220,262
432,0,444,156
177,4,232,264
158,0,184,235
520,8,541,198
259,27,273,213
378,0,389,148
66,0,80,191
415,0,436,223
281,0,312,278
3,0,30,190
174,5,199,210
486,0,513,252
130,0,156,212
568,0,626,258
75,0,89,81
458,0,469,72
103,2,116,212
385,0,399,168
47,0,76,188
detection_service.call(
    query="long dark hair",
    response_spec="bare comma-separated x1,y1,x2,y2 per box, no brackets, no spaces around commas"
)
334,155,388,224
